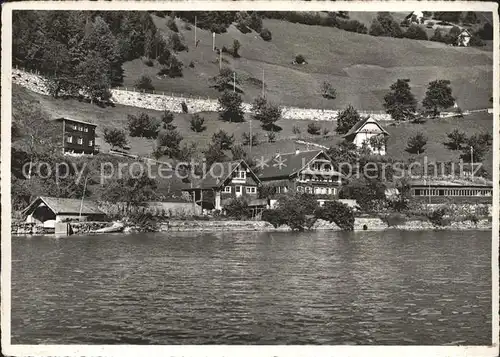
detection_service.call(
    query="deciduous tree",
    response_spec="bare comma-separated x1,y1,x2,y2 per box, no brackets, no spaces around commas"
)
383,79,417,121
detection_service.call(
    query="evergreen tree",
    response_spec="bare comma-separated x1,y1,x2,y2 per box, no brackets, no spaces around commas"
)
336,105,361,135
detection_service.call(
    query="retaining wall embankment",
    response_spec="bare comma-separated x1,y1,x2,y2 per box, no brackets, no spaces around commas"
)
12,69,393,121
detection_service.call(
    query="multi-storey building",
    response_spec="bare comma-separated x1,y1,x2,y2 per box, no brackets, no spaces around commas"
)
182,159,264,212
256,149,344,202
54,117,97,155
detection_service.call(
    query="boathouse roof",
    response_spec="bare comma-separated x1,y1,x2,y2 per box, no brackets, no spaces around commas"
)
23,196,104,216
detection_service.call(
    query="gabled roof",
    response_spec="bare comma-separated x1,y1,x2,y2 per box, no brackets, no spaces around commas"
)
257,149,342,180
185,159,261,190
23,196,104,215
343,116,389,139
458,28,472,36
54,117,97,127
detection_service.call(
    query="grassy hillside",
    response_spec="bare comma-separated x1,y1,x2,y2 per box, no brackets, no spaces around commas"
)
14,84,493,176
120,15,493,111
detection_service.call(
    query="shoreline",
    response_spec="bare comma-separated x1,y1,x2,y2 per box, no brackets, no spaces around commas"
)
12,217,492,235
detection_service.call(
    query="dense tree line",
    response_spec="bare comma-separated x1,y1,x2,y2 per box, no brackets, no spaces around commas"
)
13,11,161,103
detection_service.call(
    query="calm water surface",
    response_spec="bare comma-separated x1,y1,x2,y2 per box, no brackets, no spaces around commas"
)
12,230,491,345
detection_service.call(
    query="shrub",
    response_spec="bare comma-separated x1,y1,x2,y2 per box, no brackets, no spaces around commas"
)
170,33,187,52
190,113,206,132
404,24,428,40
134,75,155,92
158,49,172,65
167,18,179,32
143,58,154,67
218,91,245,122
315,201,355,231
445,129,466,150
338,19,367,34
426,21,434,28
470,35,484,47
242,131,259,146
427,207,447,226
184,23,192,30
292,125,301,135
380,212,407,227
181,101,188,113
232,40,241,58
236,20,251,34
189,61,195,68
128,113,160,138
267,131,277,143
463,213,479,225
224,197,250,219
262,209,284,228
274,193,320,231
477,22,493,40
260,28,272,41
295,54,306,64
211,129,234,151
154,128,183,158
249,12,263,32
307,122,321,135
406,133,427,154
321,81,337,100
103,128,128,150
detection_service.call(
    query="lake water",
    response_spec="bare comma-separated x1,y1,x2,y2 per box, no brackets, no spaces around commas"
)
11,230,491,345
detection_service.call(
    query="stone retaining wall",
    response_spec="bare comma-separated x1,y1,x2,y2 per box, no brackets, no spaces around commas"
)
12,69,394,121
11,221,110,235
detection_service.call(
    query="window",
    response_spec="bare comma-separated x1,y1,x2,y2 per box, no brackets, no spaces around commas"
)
238,171,246,179
305,186,312,194
296,186,304,193
72,124,77,130
88,140,93,146
246,187,257,194
235,186,241,193
66,136,73,143
79,125,84,131
223,186,231,193
84,127,89,133
77,138,83,145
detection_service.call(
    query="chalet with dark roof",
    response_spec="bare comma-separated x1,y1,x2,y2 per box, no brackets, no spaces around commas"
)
343,116,389,155
256,149,343,199
182,159,262,212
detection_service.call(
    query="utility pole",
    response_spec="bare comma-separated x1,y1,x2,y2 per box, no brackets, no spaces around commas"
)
262,68,265,97
194,16,197,47
249,119,253,152
470,145,474,180
212,32,215,51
